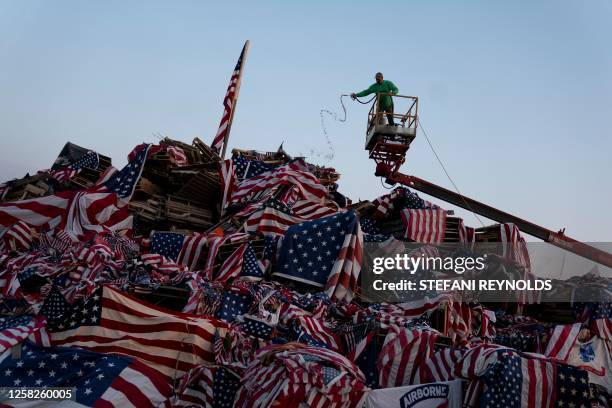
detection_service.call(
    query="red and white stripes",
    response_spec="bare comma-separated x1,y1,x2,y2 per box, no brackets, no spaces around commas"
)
377,327,439,388
544,322,581,361
400,208,447,244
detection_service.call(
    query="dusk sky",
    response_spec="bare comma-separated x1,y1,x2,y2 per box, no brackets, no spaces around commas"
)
1,1,610,241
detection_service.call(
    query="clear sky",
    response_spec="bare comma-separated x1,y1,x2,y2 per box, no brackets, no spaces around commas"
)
1,1,610,241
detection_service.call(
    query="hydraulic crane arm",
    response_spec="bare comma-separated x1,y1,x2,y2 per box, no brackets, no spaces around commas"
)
362,92,611,268
386,172,612,269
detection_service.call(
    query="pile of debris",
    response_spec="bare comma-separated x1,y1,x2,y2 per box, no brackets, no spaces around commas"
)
0,137,610,407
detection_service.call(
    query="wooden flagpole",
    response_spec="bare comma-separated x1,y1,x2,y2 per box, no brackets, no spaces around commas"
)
221,40,250,159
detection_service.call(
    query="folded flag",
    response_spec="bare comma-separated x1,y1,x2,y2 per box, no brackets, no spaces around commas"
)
0,342,172,408
274,211,363,303
47,285,227,381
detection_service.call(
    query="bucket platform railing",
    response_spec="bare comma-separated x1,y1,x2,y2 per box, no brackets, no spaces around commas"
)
365,93,419,176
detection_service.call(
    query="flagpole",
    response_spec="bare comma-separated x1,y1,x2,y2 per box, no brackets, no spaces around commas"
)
221,40,250,159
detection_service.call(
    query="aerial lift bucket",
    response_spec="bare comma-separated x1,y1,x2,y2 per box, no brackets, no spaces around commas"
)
365,93,418,176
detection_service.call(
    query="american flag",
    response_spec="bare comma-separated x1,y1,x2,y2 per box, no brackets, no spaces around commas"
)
234,344,367,408
0,315,48,353
424,347,466,383
202,232,250,279
149,231,208,271
446,301,474,344
177,232,208,271
4,220,34,251
480,352,590,408
500,223,531,270
215,287,253,323
233,155,276,181
291,199,338,220
499,223,535,304
544,322,581,361
103,143,151,200
274,211,362,303
0,190,132,238
241,243,264,279
372,187,405,219
0,342,172,408
241,315,275,340
0,193,72,231
244,199,310,237
458,218,475,248
339,320,377,362
149,232,185,261
372,188,437,220
40,229,74,252
377,327,439,388
63,191,133,237
211,43,248,154
295,315,341,351
172,364,241,408
593,317,611,340
46,285,226,381
215,243,248,282
400,208,447,244
230,160,327,206
49,150,100,183
167,146,188,166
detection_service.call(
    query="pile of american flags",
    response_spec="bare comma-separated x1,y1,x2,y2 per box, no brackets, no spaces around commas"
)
0,139,611,407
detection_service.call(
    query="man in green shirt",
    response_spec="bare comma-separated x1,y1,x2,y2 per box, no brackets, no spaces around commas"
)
351,72,399,125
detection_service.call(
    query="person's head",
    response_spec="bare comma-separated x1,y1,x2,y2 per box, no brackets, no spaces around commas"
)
375,72,383,84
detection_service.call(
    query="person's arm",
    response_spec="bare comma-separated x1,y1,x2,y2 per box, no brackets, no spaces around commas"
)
388,81,399,95
354,84,376,97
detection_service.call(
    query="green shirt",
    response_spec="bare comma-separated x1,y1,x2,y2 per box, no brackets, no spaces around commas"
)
355,80,398,108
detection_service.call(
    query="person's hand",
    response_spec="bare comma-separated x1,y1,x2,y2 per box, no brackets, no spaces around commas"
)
350,93,356,100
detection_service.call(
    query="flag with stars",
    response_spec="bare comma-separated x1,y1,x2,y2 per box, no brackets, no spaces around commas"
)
241,243,264,279
480,352,590,408
232,155,277,181
241,315,275,341
103,143,151,200
172,364,241,408
211,43,248,154
149,231,185,262
274,210,363,303
47,285,227,381
215,288,253,323
243,198,306,238
0,342,172,407
554,362,590,408
234,344,367,408
49,150,100,183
